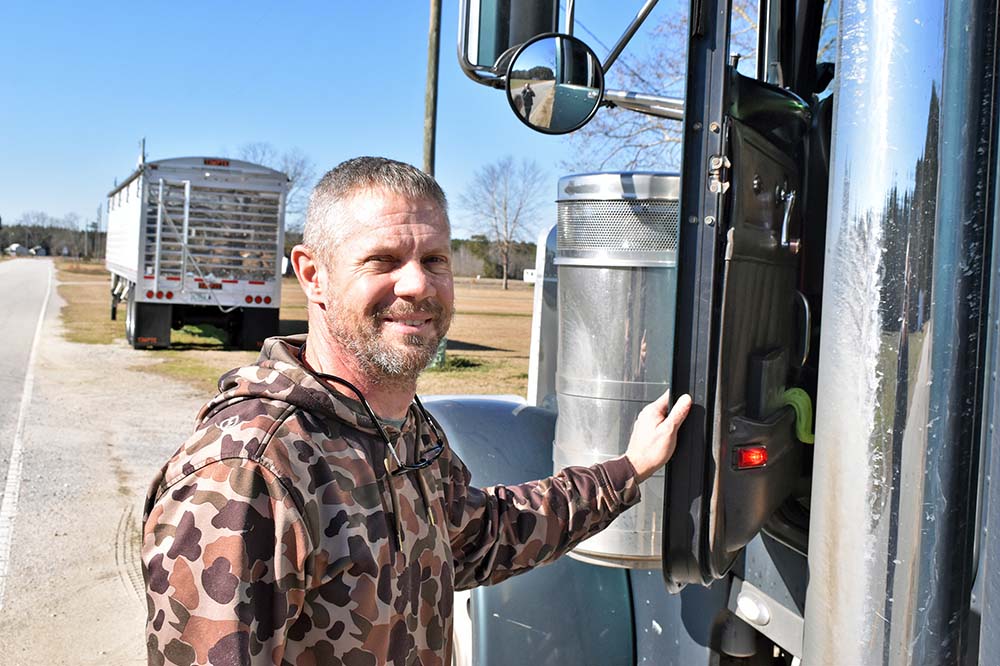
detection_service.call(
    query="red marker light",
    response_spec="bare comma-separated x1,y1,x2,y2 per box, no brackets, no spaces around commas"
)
263,296,272,304
145,290,154,299
736,446,768,469
165,291,173,300
245,296,253,304
254,296,262,304
156,291,163,299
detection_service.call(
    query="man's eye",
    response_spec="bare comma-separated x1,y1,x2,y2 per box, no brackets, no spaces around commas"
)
424,256,450,270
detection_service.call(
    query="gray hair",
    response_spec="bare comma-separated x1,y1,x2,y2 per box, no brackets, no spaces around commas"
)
303,156,449,262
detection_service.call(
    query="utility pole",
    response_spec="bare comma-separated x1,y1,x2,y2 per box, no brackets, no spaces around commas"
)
97,204,103,260
424,0,448,368
423,0,442,176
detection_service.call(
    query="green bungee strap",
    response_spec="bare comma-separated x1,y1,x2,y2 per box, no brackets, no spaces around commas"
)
781,387,815,444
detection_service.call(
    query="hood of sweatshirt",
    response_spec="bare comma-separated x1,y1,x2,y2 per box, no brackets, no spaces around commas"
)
190,334,437,552
196,334,387,435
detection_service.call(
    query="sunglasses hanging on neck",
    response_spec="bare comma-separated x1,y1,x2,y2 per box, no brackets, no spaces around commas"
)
297,344,445,475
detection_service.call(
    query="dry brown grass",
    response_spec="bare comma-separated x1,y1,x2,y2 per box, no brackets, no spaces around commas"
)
417,278,533,396
56,265,535,398
57,260,123,345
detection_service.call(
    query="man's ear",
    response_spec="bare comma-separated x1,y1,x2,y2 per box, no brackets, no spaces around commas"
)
290,244,328,307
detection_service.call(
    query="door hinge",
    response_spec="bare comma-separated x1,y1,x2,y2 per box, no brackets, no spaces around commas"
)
708,155,731,194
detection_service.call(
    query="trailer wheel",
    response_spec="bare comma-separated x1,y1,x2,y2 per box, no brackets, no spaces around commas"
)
235,308,280,351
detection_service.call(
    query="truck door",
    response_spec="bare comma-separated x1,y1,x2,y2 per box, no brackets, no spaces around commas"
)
457,0,832,591
664,0,830,589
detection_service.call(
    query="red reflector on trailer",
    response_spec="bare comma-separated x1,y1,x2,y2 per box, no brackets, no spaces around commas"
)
263,296,271,304
156,291,163,299
145,290,154,299
166,291,173,300
249,280,265,285
245,296,253,304
736,446,768,469
254,296,262,304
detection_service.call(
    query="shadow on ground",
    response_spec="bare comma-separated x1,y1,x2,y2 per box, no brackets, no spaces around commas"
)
447,340,507,352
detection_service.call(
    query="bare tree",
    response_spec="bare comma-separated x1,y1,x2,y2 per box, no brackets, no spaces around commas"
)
459,157,546,289
566,3,758,172
17,210,60,227
235,142,317,230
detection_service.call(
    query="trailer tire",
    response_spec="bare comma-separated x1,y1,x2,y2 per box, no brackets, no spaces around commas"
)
235,308,279,351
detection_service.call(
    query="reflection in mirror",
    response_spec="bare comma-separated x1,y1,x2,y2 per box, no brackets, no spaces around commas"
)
506,34,604,134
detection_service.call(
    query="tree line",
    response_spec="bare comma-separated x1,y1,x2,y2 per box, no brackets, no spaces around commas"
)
1,212,104,258
3,219,536,282
284,230,537,281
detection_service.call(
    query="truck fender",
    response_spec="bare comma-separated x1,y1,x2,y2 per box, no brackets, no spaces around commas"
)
422,396,634,666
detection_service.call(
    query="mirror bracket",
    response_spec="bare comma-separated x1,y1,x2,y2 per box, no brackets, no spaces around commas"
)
601,0,661,74
603,90,684,121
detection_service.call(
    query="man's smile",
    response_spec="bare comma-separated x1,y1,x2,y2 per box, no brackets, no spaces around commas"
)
381,316,433,334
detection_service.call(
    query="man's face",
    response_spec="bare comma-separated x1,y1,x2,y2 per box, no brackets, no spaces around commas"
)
322,189,454,384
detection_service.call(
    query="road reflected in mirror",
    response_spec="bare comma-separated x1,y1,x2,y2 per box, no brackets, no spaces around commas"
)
506,34,604,134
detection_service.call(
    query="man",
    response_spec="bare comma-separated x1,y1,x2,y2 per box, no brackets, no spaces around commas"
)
520,82,536,119
142,157,691,666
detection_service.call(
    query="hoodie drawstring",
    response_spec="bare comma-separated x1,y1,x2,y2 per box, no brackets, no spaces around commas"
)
383,458,404,551
415,469,436,526
381,428,437,553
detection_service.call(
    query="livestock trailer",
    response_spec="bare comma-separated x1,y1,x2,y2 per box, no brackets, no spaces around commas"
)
105,156,288,350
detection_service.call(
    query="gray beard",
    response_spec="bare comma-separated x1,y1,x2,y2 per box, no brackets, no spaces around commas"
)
324,301,449,387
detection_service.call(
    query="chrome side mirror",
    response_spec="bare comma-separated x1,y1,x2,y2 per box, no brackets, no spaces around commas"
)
459,0,559,85
505,33,604,134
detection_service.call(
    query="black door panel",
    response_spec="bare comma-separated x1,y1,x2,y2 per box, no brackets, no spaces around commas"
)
664,69,807,588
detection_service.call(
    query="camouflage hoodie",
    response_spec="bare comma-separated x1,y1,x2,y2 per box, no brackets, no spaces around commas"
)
142,335,641,666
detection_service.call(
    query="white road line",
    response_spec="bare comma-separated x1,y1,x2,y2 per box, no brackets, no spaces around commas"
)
0,263,53,611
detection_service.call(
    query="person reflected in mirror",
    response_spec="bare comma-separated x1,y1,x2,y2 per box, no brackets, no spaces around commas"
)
140,156,692,666
520,82,536,120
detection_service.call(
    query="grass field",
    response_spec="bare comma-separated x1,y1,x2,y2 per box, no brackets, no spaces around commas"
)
55,260,535,398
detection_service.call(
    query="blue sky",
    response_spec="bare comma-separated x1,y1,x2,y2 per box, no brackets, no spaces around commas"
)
0,1,670,240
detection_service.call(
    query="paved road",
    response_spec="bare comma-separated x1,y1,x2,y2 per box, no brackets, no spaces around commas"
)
0,259,51,470
0,258,205,664
0,259,52,615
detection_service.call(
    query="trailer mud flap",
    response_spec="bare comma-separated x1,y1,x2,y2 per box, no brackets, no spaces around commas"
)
130,302,172,349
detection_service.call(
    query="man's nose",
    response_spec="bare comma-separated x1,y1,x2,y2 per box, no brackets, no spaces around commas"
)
393,260,436,300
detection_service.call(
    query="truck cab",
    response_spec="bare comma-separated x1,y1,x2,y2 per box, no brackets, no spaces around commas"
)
428,0,1000,663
